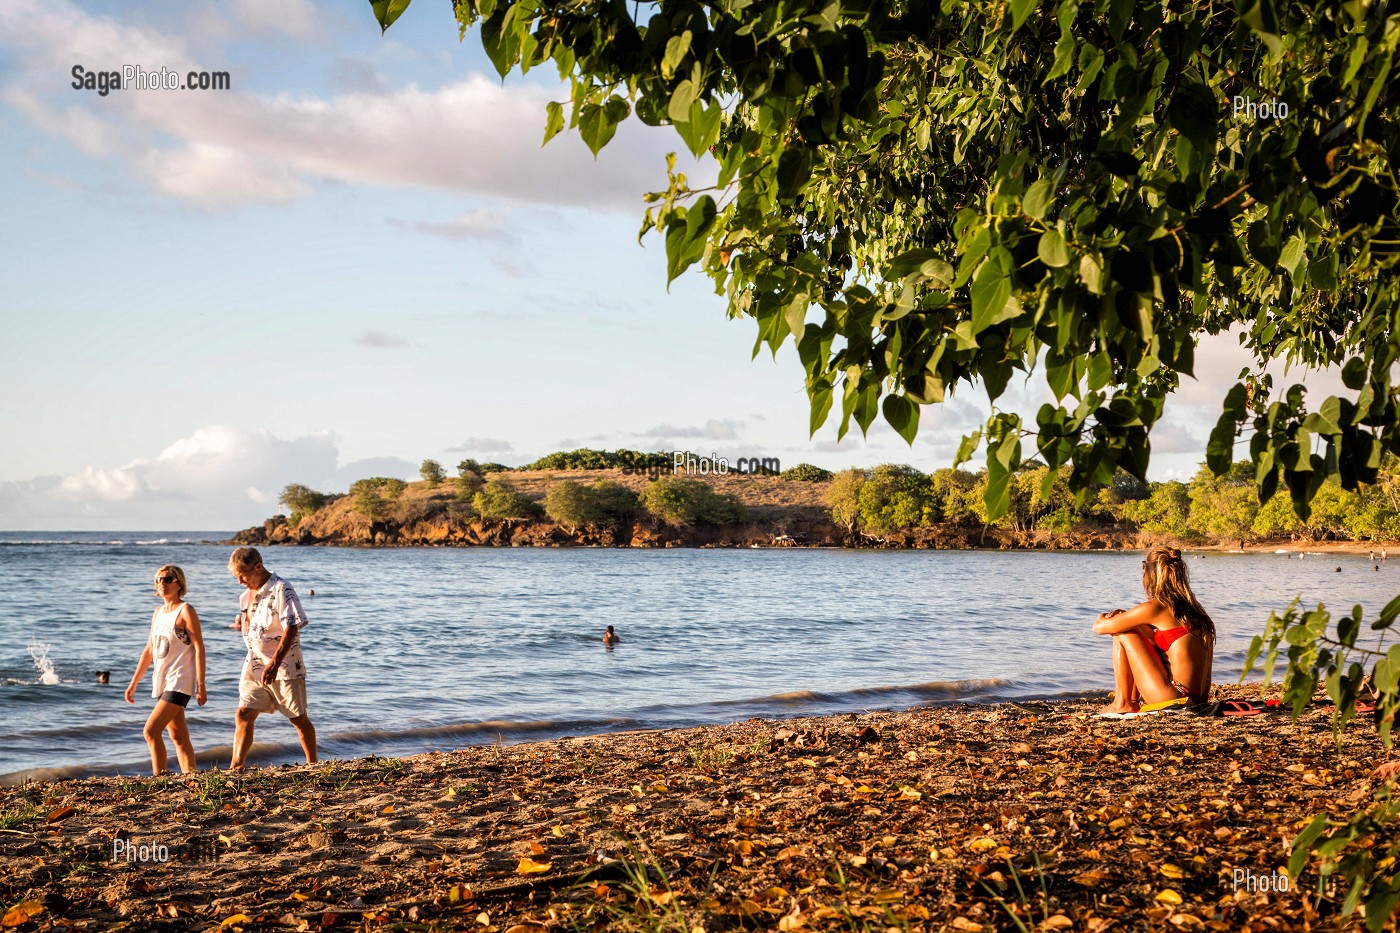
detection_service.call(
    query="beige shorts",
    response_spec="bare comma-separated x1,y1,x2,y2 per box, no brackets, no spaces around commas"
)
238,676,308,718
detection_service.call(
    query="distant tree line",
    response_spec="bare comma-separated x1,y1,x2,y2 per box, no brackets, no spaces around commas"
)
279,454,1400,542
828,458,1400,543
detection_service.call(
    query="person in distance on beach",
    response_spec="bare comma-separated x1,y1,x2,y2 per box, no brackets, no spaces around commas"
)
603,625,620,646
1093,547,1216,715
227,547,317,769
124,565,206,775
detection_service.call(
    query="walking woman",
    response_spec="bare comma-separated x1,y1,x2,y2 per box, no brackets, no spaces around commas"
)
1094,546,1215,715
124,564,207,774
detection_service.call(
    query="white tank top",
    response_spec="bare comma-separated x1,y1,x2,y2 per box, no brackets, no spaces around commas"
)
150,602,196,698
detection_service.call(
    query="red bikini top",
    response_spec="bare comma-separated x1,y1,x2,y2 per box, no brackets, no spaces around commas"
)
1154,626,1190,653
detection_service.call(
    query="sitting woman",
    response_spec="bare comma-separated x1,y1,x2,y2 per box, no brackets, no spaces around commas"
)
1095,546,1215,715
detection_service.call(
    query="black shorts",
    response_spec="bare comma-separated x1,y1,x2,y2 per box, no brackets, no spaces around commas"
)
159,690,192,708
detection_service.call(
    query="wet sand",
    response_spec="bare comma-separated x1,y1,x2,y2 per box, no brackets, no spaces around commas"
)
0,685,1391,932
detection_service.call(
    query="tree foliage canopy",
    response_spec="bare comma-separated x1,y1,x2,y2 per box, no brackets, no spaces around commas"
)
379,0,1399,525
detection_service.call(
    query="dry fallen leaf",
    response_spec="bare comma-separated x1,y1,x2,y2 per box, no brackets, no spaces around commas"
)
950,918,984,932
1042,917,1073,930
45,807,74,822
1,901,43,928
219,914,249,929
1156,889,1183,905
516,857,552,874
1160,864,1186,879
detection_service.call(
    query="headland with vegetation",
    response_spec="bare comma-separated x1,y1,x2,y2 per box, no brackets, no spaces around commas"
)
230,449,1400,550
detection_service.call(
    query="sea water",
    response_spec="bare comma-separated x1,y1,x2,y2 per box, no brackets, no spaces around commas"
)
0,532,1392,782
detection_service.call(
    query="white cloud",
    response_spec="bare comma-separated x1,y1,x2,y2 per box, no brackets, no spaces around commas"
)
446,438,515,455
353,330,410,349
639,419,748,441
0,0,700,209
387,209,513,243
331,457,418,488
227,0,322,40
0,426,342,530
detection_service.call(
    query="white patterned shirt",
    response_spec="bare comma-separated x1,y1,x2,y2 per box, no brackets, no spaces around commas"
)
239,572,308,682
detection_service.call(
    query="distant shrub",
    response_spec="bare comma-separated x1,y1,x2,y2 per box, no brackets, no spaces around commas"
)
781,463,833,482
856,464,933,534
930,468,980,525
478,462,511,474
591,479,641,520
457,459,481,477
641,476,746,526
521,448,672,471
1122,481,1195,539
545,479,641,530
279,484,329,526
473,478,543,521
420,459,445,487
348,477,409,520
527,449,615,471
350,478,388,520
825,469,868,532
456,471,484,501
614,450,672,471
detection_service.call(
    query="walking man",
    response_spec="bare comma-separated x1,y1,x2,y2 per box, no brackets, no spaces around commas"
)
227,547,316,768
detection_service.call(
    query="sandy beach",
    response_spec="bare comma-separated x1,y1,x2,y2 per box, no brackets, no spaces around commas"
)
1,685,1393,932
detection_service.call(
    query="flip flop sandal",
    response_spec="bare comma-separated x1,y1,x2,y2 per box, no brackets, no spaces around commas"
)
1140,697,1191,714
1221,700,1264,717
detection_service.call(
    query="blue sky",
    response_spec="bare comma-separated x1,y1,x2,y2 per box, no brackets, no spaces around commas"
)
0,0,1336,529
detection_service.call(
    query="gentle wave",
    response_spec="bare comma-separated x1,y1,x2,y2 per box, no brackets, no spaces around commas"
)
0,681,1015,784
651,678,1014,714
0,741,296,785
326,717,640,746
0,534,223,546
0,540,213,547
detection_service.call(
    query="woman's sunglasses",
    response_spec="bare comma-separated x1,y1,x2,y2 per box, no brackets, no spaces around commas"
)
155,575,177,585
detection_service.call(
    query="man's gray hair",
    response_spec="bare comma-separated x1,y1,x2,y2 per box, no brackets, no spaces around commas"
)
229,547,263,570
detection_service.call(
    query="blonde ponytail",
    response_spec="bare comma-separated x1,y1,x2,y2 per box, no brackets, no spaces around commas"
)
1142,547,1215,645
